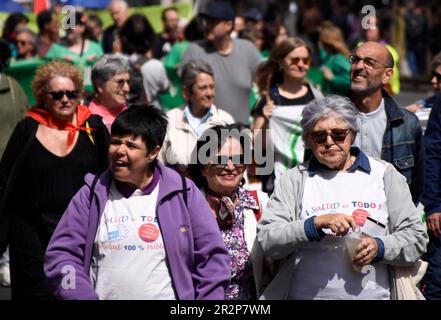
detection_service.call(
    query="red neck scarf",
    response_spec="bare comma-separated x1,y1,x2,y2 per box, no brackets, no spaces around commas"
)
26,105,93,147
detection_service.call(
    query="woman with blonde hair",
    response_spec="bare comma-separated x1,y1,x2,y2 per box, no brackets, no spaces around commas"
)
318,21,351,95
0,61,109,299
252,37,323,194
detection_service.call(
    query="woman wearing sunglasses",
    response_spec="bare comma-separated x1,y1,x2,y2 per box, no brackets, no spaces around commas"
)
188,123,270,300
252,37,323,194
0,61,109,299
257,95,428,300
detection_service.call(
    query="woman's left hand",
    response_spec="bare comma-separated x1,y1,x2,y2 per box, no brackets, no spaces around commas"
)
352,236,378,266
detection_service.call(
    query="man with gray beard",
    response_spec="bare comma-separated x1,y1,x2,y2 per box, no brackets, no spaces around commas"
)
349,41,424,204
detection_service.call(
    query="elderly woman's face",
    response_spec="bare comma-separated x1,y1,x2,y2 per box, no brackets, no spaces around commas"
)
281,46,311,81
309,116,353,170
43,76,79,122
202,137,245,196
98,72,130,109
186,72,215,111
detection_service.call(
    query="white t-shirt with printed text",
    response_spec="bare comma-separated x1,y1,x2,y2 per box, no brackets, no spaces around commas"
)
288,156,390,300
90,181,176,300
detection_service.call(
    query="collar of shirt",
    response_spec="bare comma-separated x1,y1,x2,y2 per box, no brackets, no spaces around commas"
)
359,98,385,118
308,146,371,176
114,161,161,198
237,187,260,211
183,105,214,138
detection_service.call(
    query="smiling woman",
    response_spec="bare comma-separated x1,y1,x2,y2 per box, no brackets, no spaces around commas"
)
188,123,270,300
89,54,130,132
159,60,234,175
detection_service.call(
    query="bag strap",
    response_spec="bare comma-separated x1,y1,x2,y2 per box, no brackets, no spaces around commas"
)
180,173,188,208
248,190,262,221
89,174,100,205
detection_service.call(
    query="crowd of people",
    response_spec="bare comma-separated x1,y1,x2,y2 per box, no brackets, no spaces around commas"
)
0,0,440,300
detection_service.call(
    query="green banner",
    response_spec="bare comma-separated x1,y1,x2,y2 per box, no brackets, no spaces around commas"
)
5,58,47,106
0,3,193,35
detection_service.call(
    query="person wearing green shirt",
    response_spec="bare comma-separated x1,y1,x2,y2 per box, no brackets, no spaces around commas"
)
46,12,103,92
317,21,351,96
160,17,204,111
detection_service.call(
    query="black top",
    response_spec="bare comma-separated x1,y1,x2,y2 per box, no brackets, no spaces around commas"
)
0,115,109,299
252,85,315,117
16,129,108,233
152,35,171,60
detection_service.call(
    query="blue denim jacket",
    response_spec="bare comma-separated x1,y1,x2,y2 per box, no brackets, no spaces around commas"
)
381,91,425,204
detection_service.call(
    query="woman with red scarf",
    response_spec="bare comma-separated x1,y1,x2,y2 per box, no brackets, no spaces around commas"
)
188,123,270,300
0,61,109,299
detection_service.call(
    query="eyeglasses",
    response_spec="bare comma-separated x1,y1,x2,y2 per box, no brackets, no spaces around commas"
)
310,129,350,145
47,90,78,101
286,56,312,66
114,78,130,87
432,71,441,82
210,154,246,170
349,55,390,70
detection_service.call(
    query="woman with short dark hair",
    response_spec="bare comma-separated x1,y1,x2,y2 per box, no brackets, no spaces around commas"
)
44,105,230,300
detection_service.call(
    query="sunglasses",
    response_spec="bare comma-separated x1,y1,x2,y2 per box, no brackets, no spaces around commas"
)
349,54,389,70
210,154,246,170
47,90,78,101
286,56,312,66
16,40,31,46
310,129,350,145
432,71,441,82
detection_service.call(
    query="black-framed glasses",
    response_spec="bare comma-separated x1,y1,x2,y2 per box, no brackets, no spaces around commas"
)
349,54,390,70
211,154,246,170
310,129,350,145
47,90,78,101
432,71,441,82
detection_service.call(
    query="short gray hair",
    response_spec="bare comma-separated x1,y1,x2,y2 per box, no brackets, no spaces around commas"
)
91,54,129,92
181,59,214,93
301,95,359,146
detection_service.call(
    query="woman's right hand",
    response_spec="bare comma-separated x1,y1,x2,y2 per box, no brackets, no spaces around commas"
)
262,94,275,121
314,213,357,237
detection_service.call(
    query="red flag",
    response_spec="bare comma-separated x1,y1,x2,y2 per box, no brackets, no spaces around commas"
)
34,0,50,14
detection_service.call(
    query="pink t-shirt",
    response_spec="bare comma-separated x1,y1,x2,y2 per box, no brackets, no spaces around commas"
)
89,100,127,132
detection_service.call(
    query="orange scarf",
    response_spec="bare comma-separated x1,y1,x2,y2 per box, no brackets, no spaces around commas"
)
26,105,94,147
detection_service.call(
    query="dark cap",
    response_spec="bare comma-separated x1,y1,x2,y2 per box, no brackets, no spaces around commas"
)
200,2,235,21
243,8,262,22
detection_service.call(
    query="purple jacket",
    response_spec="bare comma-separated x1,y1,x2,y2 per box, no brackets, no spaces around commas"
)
44,161,231,300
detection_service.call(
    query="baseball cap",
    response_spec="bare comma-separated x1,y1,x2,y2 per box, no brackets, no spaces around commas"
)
200,2,235,21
